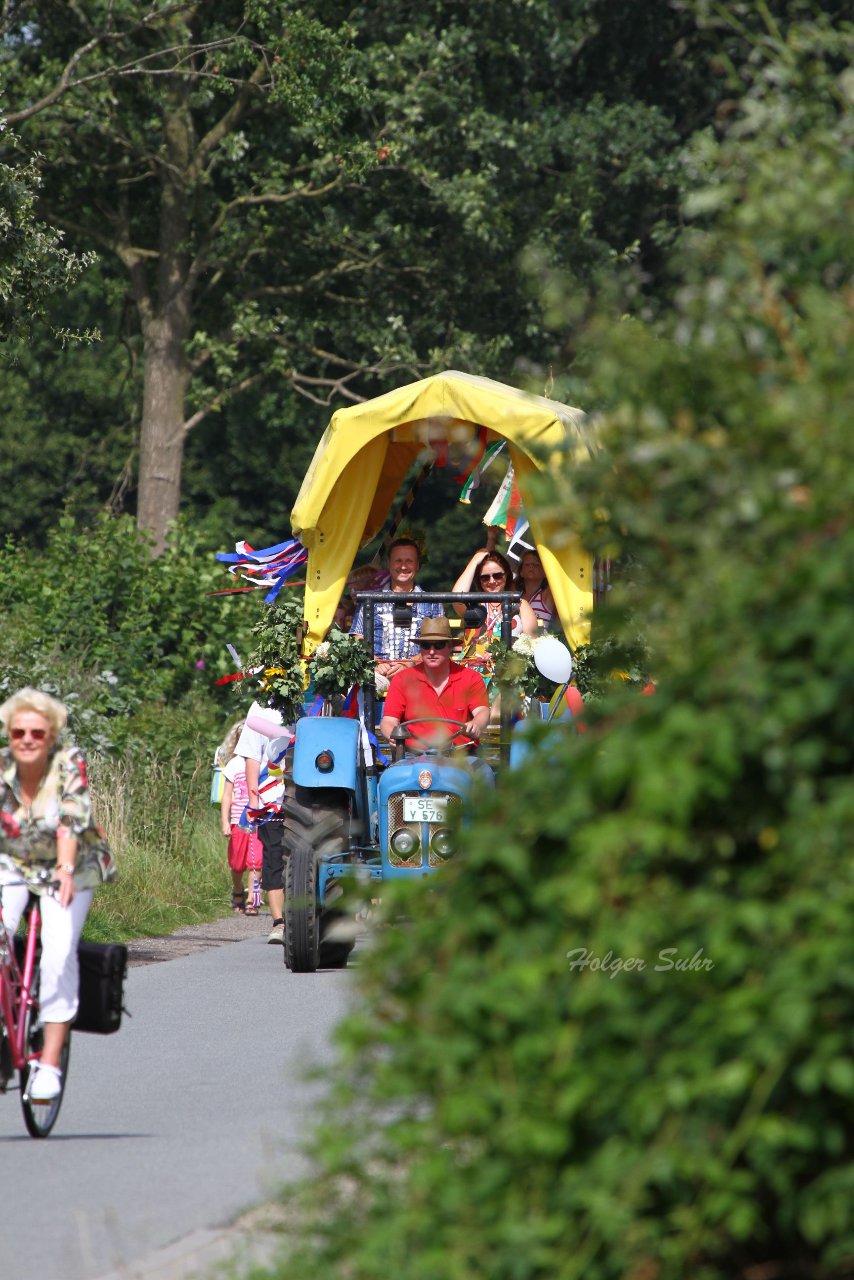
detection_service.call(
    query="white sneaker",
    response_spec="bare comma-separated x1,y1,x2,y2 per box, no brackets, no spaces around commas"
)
27,1063,62,1103
267,921,285,945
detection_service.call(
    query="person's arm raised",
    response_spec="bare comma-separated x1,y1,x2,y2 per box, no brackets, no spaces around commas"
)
451,549,490,618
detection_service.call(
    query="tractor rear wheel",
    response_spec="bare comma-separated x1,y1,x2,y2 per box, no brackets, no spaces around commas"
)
283,840,319,972
282,788,354,972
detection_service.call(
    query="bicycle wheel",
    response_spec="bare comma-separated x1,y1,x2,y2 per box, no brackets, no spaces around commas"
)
19,970,70,1139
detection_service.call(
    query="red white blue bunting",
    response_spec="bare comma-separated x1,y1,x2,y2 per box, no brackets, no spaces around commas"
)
215,538,308,602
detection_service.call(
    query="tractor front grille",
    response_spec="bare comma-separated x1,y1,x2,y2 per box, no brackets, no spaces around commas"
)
387,792,461,867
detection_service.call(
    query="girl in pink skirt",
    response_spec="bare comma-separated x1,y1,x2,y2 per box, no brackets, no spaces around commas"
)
218,721,263,915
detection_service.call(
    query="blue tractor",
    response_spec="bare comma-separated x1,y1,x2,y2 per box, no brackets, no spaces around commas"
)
280,590,513,973
278,371,592,971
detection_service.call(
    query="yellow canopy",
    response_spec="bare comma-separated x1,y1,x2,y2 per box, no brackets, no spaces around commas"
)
291,370,594,651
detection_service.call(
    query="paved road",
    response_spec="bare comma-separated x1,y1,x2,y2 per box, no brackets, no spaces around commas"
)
0,925,354,1280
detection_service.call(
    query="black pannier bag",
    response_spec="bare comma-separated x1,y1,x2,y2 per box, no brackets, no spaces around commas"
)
12,935,128,1034
74,942,129,1035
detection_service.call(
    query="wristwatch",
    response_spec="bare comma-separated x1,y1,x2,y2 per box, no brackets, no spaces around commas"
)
56,863,76,873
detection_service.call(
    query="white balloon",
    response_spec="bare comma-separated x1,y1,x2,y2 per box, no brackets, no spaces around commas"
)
534,636,573,684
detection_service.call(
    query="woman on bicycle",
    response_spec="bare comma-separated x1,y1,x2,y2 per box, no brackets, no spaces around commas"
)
0,688,111,1103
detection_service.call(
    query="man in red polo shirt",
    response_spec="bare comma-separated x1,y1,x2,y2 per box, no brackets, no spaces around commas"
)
379,616,490,750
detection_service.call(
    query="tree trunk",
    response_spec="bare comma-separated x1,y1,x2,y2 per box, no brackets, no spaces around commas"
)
137,310,191,554
135,50,195,556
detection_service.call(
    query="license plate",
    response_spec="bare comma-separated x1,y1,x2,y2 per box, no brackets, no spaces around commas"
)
403,795,450,824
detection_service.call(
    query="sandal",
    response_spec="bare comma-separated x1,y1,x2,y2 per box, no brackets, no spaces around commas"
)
245,902,259,916
231,890,247,913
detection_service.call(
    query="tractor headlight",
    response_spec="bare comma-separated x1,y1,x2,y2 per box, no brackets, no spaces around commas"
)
430,828,455,859
390,828,420,857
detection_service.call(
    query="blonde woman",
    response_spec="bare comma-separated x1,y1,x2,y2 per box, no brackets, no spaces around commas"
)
0,688,112,1103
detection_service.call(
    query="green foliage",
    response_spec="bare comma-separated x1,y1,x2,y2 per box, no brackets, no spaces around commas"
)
571,631,652,701
0,0,746,548
257,19,854,1280
182,387,328,554
0,507,248,937
0,126,97,346
85,753,230,942
246,595,307,721
310,628,376,701
0,512,254,753
0,262,137,544
487,634,545,700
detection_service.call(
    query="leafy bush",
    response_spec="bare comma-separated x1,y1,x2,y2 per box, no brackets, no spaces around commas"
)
310,628,377,701
0,512,254,933
260,21,854,1280
245,595,308,721
0,512,254,753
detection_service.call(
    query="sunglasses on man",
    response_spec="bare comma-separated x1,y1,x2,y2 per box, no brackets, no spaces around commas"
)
10,727,48,741
417,640,450,651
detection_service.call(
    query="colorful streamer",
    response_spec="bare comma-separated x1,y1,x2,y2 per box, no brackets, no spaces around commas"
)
215,537,308,602
214,665,263,686
241,735,295,826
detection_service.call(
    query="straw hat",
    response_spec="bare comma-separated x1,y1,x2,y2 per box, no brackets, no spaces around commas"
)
415,616,453,645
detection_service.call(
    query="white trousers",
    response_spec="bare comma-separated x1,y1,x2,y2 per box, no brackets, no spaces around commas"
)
1,884,93,1022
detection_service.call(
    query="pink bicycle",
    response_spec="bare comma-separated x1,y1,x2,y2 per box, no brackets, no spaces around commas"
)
0,852,70,1138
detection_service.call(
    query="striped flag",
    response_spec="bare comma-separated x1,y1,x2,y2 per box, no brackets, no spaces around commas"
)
459,441,505,504
482,463,524,538
506,520,533,562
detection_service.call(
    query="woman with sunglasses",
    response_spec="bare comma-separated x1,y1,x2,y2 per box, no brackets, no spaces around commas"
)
0,688,112,1102
451,548,538,639
451,548,537,684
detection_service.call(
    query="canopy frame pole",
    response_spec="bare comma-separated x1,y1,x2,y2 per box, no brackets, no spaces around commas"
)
354,590,521,768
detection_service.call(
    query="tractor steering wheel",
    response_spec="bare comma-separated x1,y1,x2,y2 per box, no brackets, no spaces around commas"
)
394,717,474,754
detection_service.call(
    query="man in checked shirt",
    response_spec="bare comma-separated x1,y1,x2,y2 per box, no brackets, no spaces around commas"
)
349,538,444,679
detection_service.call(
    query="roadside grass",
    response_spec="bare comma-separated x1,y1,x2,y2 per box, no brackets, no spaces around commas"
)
83,749,231,943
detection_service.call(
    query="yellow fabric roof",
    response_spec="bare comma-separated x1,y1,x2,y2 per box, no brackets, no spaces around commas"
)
291,370,594,650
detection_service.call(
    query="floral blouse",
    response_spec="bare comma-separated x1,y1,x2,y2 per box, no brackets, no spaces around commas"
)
458,603,524,684
0,744,114,889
